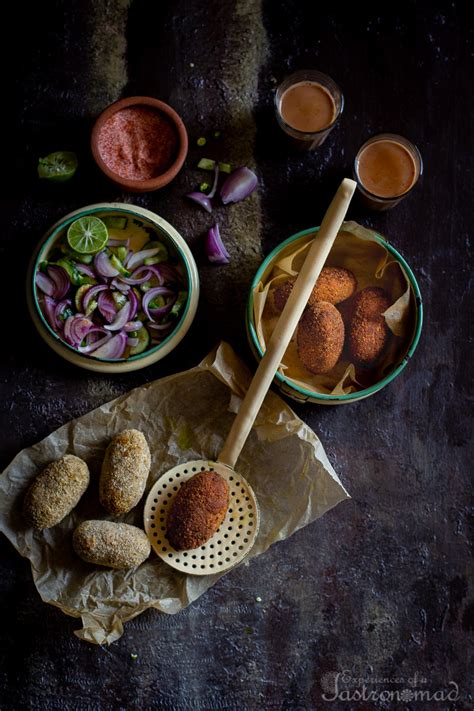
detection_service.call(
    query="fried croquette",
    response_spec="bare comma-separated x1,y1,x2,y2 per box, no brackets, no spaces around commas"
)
23,454,90,530
167,471,230,550
272,267,357,313
73,520,151,569
100,429,151,516
348,287,391,367
297,302,345,374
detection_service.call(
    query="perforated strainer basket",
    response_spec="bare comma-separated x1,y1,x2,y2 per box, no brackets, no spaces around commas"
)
144,460,259,573
144,179,356,574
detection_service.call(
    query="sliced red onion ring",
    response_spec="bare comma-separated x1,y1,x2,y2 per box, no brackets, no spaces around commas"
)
220,166,258,204
152,263,180,284
128,288,138,320
108,238,130,247
127,247,161,271
124,321,143,332
97,291,117,323
186,192,213,213
111,277,130,293
47,265,70,299
94,250,119,278
82,284,109,313
54,299,72,329
205,223,230,264
127,337,139,348
78,331,113,354
64,315,94,346
208,164,220,199
43,295,58,330
36,272,55,296
104,302,131,331
119,266,153,285
75,263,96,278
142,287,175,321
91,331,127,360
148,320,173,331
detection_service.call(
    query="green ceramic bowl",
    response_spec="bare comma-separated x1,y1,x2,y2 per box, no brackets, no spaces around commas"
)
27,203,200,373
246,226,423,405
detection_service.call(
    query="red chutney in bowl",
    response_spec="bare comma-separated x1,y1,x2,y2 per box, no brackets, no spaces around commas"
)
91,96,188,192
97,106,178,181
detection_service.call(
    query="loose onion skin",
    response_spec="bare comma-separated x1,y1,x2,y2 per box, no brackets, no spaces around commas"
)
205,224,230,264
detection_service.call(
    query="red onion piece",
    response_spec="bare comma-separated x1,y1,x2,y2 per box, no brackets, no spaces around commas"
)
153,263,180,284
97,291,117,323
104,302,131,331
47,266,70,299
111,277,130,293
205,223,230,264
78,331,113,354
64,315,94,346
220,167,257,204
127,337,140,348
124,321,143,332
75,263,96,278
148,320,173,332
54,299,71,329
208,164,220,199
186,192,213,213
94,250,119,278
82,284,109,313
108,238,130,247
91,331,127,360
127,247,161,271
43,296,58,330
119,266,153,285
128,288,139,320
36,271,55,296
142,287,175,321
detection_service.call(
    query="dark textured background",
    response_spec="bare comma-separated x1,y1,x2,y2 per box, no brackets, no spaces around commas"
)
0,1,472,709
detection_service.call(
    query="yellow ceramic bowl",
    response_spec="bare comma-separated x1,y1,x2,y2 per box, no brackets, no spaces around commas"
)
27,203,199,373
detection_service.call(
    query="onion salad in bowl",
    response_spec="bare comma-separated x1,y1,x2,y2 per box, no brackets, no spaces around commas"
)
34,212,190,362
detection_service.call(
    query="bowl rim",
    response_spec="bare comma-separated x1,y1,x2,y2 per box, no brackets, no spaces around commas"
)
247,226,423,402
90,96,188,190
31,204,197,365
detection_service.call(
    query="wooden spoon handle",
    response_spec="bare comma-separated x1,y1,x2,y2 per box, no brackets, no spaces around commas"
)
219,178,356,469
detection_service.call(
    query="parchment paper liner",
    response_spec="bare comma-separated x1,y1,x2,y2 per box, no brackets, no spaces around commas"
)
0,342,348,645
253,221,416,395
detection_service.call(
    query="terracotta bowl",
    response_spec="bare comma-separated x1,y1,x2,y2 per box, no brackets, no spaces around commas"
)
91,96,188,192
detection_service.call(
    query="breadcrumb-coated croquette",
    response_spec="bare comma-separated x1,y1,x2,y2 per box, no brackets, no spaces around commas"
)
100,429,151,516
73,520,151,569
297,302,345,374
272,266,356,313
23,454,89,530
167,471,230,550
348,287,391,367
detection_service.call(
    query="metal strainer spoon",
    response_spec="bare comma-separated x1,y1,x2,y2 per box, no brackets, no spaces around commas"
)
144,178,356,574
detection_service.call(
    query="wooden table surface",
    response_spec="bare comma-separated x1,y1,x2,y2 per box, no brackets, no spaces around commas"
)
0,1,472,709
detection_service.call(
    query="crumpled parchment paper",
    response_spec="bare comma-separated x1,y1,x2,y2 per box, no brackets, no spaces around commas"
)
253,221,416,395
0,342,349,645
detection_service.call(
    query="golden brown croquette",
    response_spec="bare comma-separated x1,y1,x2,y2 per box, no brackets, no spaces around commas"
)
348,287,391,367
297,302,345,374
272,267,357,313
100,429,151,516
73,520,151,569
23,454,89,530
167,471,230,550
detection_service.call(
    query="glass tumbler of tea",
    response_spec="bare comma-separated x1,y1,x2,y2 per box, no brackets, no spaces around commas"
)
354,133,423,210
275,70,344,149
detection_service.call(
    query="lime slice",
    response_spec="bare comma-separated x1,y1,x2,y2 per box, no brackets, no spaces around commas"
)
38,151,78,182
67,216,108,254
